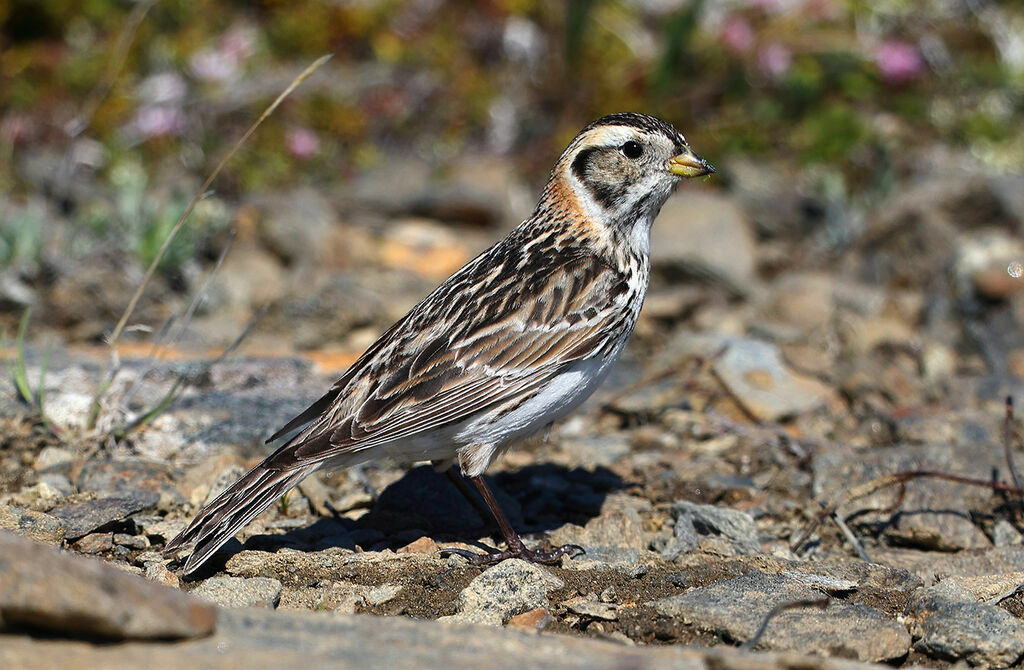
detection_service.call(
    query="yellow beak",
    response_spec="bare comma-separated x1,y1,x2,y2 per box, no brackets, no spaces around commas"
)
668,148,715,178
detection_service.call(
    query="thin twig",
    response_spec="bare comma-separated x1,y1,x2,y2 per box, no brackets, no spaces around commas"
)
739,598,829,650
121,230,236,407
65,0,158,139
110,305,266,439
793,468,1024,556
56,0,157,209
1004,396,1022,494
107,53,332,348
833,513,871,562
89,54,331,431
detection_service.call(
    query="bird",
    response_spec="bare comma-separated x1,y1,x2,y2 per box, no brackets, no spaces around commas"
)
164,112,714,574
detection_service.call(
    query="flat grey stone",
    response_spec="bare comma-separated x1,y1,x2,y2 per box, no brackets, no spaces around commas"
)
663,501,761,559
441,558,563,626
649,571,911,662
563,546,654,573
193,576,282,609
669,335,832,421
548,508,648,552
77,459,184,508
651,192,757,296
874,547,1024,584
0,530,215,640
47,493,159,540
0,605,889,670
908,585,1024,668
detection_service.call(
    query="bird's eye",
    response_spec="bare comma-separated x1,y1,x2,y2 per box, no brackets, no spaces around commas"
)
620,140,644,159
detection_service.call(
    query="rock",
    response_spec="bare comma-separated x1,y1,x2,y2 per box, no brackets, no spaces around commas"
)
76,456,185,510
441,558,563,626
861,175,1006,289
224,548,431,581
781,571,857,594
378,218,471,281
279,580,401,614
908,584,1024,667
564,546,653,573
939,572,1024,603
0,504,65,545
73,532,113,554
33,446,74,473
363,583,403,606
396,536,439,554
563,596,618,621
250,187,339,266
113,533,149,550
649,571,911,662
36,473,74,496
662,501,760,559
873,547,1024,584
133,516,187,544
505,607,552,631
651,191,757,296
407,155,528,228
769,273,837,332
992,520,1023,547
548,508,647,552
671,334,834,421
274,271,419,350
193,576,282,609
0,530,215,640
724,157,816,237
953,229,1024,301
47,493,160,540
0,604,889,669
556,433,632,468
210,242,288,321
144,562,180,588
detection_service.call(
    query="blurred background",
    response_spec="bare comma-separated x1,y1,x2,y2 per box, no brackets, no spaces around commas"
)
0,0,1021,370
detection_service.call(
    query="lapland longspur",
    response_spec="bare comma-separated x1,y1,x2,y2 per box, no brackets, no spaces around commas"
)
165,112,714,573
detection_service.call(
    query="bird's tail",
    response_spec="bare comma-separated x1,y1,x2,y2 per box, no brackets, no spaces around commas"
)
163,458,318,574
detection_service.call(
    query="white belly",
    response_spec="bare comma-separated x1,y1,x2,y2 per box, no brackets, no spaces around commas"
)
456,355,616,447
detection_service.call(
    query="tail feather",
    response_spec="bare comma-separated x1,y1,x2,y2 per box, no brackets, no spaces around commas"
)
164,461,317,574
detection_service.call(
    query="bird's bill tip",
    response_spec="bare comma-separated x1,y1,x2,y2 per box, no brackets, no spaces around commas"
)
668,149,715,178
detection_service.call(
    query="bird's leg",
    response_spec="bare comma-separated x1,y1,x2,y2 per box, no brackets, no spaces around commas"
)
440,475,584,566
442,467,493,526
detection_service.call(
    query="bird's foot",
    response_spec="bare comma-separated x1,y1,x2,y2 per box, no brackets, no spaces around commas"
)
440,542,584,566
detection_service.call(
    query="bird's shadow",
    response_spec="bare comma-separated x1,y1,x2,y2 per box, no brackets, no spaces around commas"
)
198,463,627,574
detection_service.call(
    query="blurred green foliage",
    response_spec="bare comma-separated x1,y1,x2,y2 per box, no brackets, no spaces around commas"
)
0,0,1021,271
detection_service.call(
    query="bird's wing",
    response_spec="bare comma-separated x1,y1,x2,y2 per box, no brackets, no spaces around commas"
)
272,249,632,467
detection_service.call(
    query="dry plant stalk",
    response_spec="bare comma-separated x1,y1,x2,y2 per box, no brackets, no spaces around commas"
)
86,53,332,431
792,396,1023,557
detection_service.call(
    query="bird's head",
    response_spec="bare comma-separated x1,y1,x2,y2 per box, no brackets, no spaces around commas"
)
543,113,714,251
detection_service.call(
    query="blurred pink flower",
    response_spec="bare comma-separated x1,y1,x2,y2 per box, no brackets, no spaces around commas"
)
191,25,256,82
1,113,35,146
220,26,255,62
758,43,792,79
876,40,924,84
132,106,186,139
722,17,754,55
286,127,319,160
